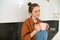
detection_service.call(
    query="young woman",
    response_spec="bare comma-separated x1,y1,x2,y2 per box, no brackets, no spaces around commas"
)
21,2,49,40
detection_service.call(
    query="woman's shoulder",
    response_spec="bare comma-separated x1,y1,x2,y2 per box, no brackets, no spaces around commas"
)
23,17,30,23
38,19,42,22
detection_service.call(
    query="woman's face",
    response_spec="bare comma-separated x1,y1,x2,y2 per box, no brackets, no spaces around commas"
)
32,6,40,18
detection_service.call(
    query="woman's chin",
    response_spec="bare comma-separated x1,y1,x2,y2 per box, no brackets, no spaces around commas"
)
36,16,39,18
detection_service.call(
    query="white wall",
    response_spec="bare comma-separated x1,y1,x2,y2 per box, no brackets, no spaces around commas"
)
0,0,59,23
0,0,19,23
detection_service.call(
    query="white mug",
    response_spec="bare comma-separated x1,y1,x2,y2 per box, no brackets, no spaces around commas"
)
40,23,49,30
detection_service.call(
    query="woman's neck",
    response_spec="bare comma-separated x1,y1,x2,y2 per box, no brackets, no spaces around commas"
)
32,16,37,23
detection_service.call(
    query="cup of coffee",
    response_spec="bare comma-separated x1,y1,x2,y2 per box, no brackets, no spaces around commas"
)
40,23,49,30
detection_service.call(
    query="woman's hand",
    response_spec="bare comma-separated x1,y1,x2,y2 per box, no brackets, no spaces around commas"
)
34,24,40,32
30,24,40,38
46,23,49,30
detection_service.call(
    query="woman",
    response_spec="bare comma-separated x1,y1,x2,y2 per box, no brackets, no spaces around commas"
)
21,2,49,40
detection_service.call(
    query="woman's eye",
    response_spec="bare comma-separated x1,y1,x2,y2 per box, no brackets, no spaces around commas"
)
35,11,37,13
38,9,40,12
35,10,40,13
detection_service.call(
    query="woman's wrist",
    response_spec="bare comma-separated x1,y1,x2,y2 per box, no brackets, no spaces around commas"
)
30,30,38,38
34,29,38,33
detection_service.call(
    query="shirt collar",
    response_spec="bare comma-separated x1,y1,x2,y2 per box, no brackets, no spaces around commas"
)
29,16,42,25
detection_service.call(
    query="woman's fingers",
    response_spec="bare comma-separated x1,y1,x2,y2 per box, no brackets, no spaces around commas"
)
35,24,41,32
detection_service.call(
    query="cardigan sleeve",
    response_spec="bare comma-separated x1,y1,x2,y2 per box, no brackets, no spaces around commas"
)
21,21,31,40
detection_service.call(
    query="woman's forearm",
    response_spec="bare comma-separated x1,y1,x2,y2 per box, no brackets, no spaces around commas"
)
30,30,37,38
